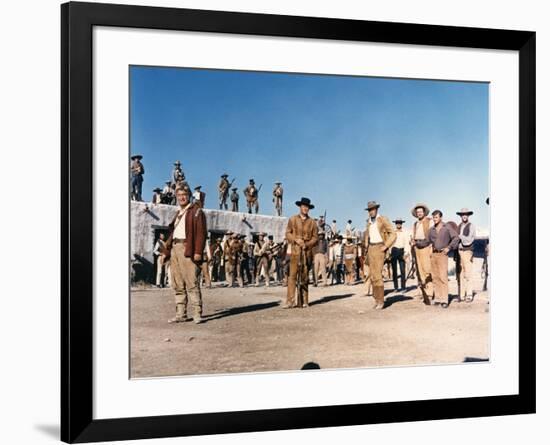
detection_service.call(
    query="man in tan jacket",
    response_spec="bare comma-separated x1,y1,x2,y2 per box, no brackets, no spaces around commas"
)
284,197,318,308
410,203,434,305
364,201,396,309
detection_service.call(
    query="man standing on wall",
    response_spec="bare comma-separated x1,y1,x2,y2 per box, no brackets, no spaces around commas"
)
130,154,144,201
364,201,396,309
165,187,207,324
273,181,284,216
456,208,476,302
284,197,318,308
218,174,230,210
230,187,239,212
244,179,260,214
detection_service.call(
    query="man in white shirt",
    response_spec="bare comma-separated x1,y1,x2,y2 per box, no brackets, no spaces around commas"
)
153,233,167,288
390,219,411,291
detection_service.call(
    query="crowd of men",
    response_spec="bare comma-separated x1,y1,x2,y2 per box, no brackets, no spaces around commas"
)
148,177,486,323
130,155,287,216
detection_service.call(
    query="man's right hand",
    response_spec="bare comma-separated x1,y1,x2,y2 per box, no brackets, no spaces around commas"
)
295,239,305,247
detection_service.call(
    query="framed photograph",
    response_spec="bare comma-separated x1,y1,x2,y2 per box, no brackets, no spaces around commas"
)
61,1,535,442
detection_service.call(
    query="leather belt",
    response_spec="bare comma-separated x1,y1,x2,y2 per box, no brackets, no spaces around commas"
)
173,238,187,244
369,242,384,246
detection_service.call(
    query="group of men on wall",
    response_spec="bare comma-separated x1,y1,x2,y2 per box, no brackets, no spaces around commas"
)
150,181,484,324
131,155,286,216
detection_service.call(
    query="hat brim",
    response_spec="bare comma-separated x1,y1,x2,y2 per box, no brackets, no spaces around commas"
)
411,204,430,217
456,211,474,216
131,155,143,160
295,201,315,209
393,220,405,224
364,205,380,211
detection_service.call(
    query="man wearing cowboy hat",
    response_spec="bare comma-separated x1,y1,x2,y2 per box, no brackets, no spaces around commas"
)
456,208,477,302
284,197,319,308
193,185,205,208
345,220,353,238
273,182,284,216
254,232,271,287
151,187,163,205
218,174,230,210
230,187,239,212
161,180,174,205
130,154,144,201
391,218,411,291
411,203,434,304
171,160,184,186
364,201,396,309
244,179,260,214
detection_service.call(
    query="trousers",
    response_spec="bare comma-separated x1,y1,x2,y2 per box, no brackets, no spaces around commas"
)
313,253,327,285
390,247,406,290
170,243,202,318
431,251,449,304
287,253,311,306
415,245,433,299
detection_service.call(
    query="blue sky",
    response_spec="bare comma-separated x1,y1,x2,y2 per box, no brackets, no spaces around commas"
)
130,66,489,230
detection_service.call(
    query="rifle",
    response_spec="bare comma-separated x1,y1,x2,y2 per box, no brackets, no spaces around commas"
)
296,245,304,308
407,245,418,281
257,184,263,195
228,177,236,188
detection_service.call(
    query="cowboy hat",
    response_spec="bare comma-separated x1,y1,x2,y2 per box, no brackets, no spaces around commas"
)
295,197,315,209
221,173,228,177
130,154,142,160
411,203,430,218
456,208,474,216
274,181,282,184
174,160,181,165
392,218,406,224
231,187,238,191
194,185,202,190
153,187,162,192
365,201,380,211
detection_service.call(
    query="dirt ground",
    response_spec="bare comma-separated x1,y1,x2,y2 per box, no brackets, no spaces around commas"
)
130,275,490,378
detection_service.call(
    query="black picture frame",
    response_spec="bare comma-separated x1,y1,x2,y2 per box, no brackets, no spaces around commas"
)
61,1,536,443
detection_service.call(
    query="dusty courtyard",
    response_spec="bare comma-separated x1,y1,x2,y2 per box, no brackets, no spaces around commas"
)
130,276,490,378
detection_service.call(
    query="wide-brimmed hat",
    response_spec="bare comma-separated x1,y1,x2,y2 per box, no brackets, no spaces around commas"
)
411,203,430,217
295,197,315,209
174,160,181,165
257,232,266,237
165,180,171,184
194,185,202,190
249,178,255,183
274,181,282,184
347,219,352,223
365,201,380,211
153,187,162,192
393,218,406,224
231,187,238,191
456,208,474,216
130,154,142,160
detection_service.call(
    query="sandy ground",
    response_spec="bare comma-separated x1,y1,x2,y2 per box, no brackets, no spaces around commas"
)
130,275,490,378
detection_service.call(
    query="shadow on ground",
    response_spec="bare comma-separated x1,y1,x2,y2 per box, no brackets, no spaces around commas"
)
205,301,280,321
310,293,354,306
384,295,414,307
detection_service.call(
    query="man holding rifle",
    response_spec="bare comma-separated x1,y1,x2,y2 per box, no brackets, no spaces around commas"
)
284,197,318,308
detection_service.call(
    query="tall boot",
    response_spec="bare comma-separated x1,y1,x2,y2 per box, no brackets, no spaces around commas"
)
373,286,385,309
168,303,187,323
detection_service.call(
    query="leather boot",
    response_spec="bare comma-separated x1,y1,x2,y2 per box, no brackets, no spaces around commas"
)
373,286,385,309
